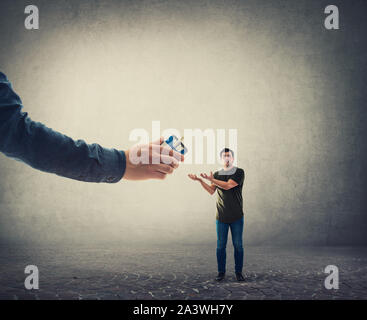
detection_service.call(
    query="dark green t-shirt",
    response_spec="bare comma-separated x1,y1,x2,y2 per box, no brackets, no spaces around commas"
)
213,167,245,223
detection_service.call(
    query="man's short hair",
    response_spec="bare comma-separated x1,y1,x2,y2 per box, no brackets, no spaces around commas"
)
220,148,234,157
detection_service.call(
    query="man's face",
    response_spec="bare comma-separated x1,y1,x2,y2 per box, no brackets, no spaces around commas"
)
221,152,234,168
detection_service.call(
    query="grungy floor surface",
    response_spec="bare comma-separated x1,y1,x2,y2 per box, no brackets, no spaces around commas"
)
0,243,366,300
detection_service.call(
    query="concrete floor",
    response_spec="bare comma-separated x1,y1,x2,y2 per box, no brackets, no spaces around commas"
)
0,243,366,300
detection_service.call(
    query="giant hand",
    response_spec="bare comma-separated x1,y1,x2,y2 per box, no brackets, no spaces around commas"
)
124,137,184,180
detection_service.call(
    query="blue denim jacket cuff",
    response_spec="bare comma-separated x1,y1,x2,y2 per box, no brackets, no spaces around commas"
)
101,148,126,183
118,149,127,180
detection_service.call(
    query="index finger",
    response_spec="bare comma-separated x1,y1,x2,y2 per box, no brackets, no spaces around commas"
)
160,145,184,162
152,136,164,145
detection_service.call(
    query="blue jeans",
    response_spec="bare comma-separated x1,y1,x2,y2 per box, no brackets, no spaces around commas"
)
216,216,244,273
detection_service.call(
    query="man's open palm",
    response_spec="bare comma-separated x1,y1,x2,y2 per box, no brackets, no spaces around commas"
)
200,171,214,181
188,173,201,181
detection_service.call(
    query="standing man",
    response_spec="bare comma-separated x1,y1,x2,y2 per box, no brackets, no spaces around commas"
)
188,148,245,282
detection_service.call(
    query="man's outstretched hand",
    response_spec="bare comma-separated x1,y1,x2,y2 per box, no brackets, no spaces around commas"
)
188,172,216,195
200,171,214,181
124,137,184,180
188,173,202,182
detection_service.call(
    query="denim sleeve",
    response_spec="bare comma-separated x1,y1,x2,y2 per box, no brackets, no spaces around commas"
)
0,72,126,183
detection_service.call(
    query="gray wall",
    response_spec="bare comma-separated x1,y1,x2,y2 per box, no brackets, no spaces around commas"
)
0,0,366,246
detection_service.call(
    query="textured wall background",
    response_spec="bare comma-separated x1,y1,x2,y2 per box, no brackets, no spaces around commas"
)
0,0,366,246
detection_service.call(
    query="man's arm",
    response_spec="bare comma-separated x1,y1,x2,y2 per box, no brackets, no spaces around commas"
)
0,72,126,183
0,72,183,182
188,174,216,195
199,179,217,195
211,178,238,190
200,172,239,190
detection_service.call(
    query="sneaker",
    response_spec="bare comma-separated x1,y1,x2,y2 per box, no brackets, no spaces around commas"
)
215,272,225,281
235,272,245,281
